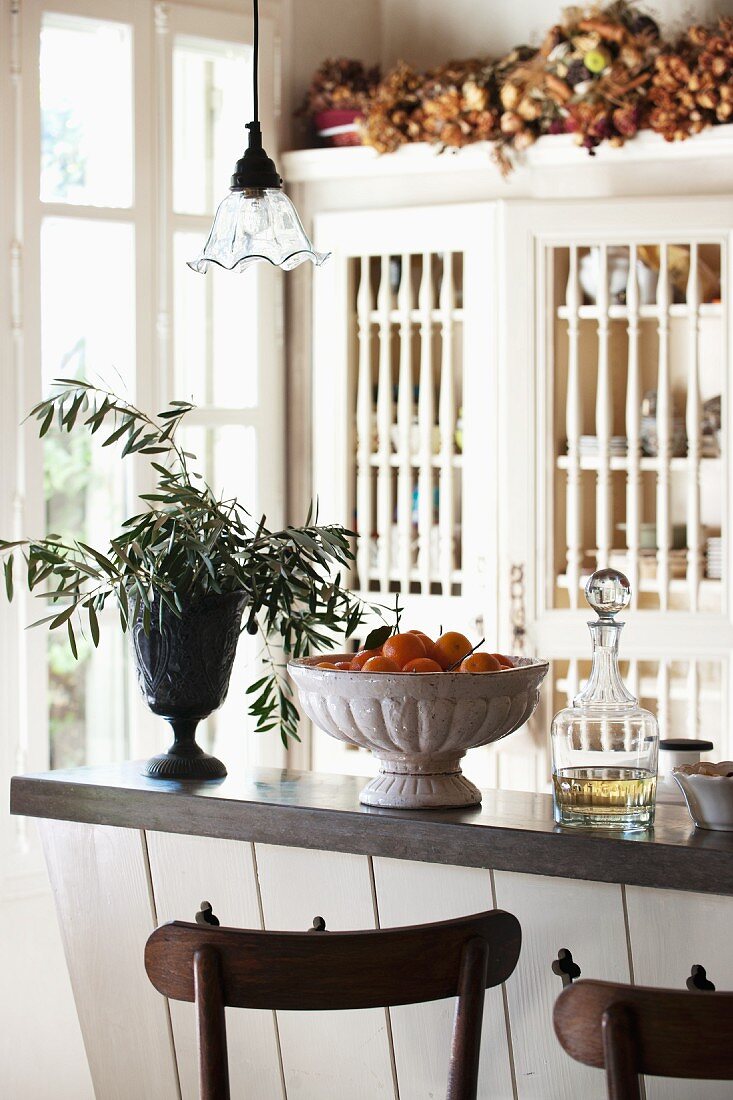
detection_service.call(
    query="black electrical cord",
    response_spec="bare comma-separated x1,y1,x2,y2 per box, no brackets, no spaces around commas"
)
252,0,259,124
230,0,280,189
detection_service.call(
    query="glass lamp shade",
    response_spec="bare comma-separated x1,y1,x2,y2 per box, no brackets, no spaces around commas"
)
187,187,330,273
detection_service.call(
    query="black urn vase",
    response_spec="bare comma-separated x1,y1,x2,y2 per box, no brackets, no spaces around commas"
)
133,590,248,780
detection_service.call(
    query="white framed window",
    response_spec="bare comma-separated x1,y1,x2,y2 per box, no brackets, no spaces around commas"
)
0,0,285,891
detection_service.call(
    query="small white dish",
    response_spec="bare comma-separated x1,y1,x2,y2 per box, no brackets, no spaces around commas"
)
672,761,733,831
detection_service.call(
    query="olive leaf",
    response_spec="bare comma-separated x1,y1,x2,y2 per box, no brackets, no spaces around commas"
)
4,379,395,743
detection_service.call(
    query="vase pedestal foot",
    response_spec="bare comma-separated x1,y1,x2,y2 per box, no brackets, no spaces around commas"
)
143,750,227,781
359,754,481,809
143,717,227,781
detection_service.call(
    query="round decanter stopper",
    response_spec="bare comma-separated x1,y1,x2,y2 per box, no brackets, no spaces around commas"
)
584,568,631,620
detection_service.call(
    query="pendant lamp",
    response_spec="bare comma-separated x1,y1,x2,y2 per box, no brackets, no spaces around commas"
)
188,0,329,273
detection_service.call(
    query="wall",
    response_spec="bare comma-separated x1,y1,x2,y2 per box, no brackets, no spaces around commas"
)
379,0,733,69
285,0,381,145
290,0,733,104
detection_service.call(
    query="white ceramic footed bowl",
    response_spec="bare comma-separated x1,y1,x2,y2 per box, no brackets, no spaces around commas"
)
673,761,733,831
288,654,549,809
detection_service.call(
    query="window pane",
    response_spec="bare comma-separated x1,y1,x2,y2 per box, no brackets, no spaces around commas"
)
41,217,135,768
41,217,135,392
173,35,252,216
41,13,133,207
181,425,257,509
178,425,259,771
48,629,129,769
174,231,259,407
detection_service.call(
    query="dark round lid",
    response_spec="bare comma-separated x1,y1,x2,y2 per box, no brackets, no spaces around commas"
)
659,738,714,751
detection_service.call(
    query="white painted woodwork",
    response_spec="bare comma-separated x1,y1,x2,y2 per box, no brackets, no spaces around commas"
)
626,885,733,1100
491,198,732,775
38,820,180,1100
373,857,514,1100
686,660,700,740
439,252,456,594
253,843,397,1099
145,831,284,1100
565,246,582,609
656,244,672,611
377,254,394,592
283,126,733,189
566,658,579,703
312,203,503,776
418,250,435,593
356,254,373,591
397,251,414,590
657,658,670,741
625,246,642,609
1,0,287,823
493,870,630,1100
36,817,733,1100
310,203,493,642
307,182,729,780
594,244,612,570
686,244,702,612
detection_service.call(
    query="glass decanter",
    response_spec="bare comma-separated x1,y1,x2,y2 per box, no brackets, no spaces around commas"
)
551,568,659,831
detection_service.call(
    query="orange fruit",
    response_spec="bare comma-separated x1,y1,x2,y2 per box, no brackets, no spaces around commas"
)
492,653,514,669
408,629,443,664
383,632,427,669
334,661,354,670
402,657,443,672
460,652,501,673
362,655,400,672
350,647,383,670
316,661,339,670
434,631,472,670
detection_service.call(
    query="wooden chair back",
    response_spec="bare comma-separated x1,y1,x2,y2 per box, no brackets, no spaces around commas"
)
146,908,521,1100
554,978,733,1099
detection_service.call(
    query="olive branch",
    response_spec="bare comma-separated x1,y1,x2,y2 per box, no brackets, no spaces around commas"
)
0,379,392,745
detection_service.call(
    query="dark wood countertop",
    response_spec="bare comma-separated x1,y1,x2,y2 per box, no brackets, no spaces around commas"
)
10,762,733,896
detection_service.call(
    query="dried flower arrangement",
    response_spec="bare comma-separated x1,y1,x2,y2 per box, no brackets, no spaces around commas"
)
301,5,733,169
299,58,381,116
649,18,733,142
358,61,424,153
298,58,381,146
360,57,501,154
497,3,661,156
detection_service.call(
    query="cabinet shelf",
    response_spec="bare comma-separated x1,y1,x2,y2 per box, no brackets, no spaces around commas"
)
366,569,463,585
556,573,721,595
555,677,722,702
556,454,721,472
365,454,463,469
556,302,722,322
367,308,464,324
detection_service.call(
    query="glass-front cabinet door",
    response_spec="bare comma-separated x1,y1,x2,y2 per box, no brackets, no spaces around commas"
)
499,198,732,787
311,203,500,780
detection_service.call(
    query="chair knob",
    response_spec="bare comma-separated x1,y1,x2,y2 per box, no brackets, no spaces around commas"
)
195,901,220,927
687,964,715,992
552,947,581,987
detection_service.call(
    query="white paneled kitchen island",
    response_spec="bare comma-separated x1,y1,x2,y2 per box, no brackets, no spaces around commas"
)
10,764,733,1100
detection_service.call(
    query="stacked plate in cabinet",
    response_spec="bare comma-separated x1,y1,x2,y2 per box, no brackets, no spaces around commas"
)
577,435,628,458
706,537,722,580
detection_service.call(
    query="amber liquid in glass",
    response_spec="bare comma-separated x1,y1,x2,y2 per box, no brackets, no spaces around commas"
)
553,767,656,830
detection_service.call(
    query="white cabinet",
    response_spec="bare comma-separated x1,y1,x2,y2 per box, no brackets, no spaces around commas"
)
498,198,732,788
313,203,498,629
311,203,503,780
302,145,733,788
